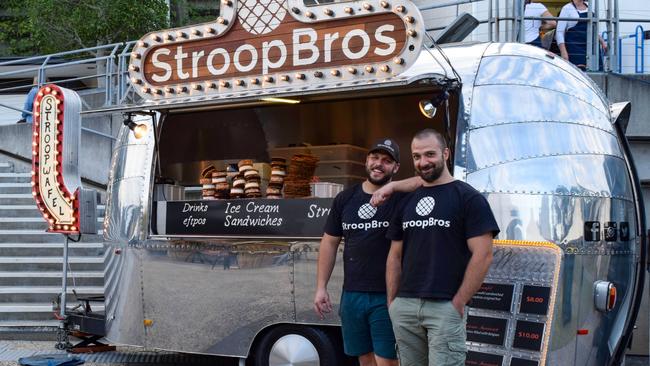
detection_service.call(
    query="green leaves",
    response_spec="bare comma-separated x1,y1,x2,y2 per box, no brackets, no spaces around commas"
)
0,0,170,56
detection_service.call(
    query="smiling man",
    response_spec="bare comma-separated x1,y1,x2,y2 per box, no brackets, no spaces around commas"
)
314,138,403,366
381,129,500,366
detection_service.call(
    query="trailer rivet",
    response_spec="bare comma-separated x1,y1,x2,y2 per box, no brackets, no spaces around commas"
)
193,84,203,91
295,73,306,80
137,41,149,48
314,71,323,78
131,52,141,59
177,31,187,38
151,35,162,42
395,5,405,13
365,65,375,73
165,87,175,93
380,0,389,8
217,17,229,25
324,8,333,16
344,7,353,14
223,0,232,6
348,67,357,74
264,76,274,83
206,27,216,34
235,79,245,86
407,29,417,37
380,65,390,72
404,16,414,23
251,78,260,85
165,33,174,41
280,75,290,82
292,7,301,14
393,57,404,65
331,69,340,76
207,82,217,89
192,29,202,36
306,11,315,18
363,2,373,10
220,81,231,88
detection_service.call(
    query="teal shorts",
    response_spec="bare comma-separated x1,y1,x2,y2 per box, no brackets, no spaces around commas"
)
339,291,397,359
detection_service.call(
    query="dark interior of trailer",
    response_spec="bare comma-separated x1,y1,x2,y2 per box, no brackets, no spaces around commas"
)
156,85,460,188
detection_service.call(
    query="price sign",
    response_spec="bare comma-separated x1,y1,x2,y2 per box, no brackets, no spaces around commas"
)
513,320,545,351
471,283,514,312
519,285,551,315
510,357,539,366
465,351,503,366
466,316,508,346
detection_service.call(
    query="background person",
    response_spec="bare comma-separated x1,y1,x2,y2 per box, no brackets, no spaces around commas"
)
525,0,557,48
383,129,499,366
556,0,607,70
314,139,404,366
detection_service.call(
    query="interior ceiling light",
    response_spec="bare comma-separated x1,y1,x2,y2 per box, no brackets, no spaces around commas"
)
418,90,450,119
260,97,301,104
123,113,148,139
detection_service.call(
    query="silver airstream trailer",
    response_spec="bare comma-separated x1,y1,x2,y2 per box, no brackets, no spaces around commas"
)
99,4,645,365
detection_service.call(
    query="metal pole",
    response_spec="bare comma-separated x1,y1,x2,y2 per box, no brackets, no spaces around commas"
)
518,0,525,43
495,0,500,42
586,1,594,71
594,0,601,71
614,0,620,72
60,235,69,319
488,0,493,42
606,0,613,72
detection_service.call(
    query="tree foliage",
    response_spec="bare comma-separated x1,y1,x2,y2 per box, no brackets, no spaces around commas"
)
0,0,170,56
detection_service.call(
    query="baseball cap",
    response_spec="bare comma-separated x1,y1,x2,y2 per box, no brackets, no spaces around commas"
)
369,138,400,163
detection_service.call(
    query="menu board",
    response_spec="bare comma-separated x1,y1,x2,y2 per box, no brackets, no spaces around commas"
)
466,351,503,366
156,199,333,237
471,283,514,312
510,357,539,366
466,316,508,346
513,320,545,351
519,285,551,315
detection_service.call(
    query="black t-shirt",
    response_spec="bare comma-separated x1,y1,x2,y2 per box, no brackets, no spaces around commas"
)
387,180,500,300
324,184,405,292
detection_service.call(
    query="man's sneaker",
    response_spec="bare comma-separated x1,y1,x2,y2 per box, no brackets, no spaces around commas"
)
16,118,26,123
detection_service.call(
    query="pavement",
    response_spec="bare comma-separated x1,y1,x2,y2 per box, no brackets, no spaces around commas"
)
0,340,240,366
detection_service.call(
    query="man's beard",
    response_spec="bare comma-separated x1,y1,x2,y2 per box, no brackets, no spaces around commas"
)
366,166,394,186
416,160,444,182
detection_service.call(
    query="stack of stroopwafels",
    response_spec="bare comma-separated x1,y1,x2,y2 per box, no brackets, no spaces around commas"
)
200,177,216,200
239,159,262,198
230,173,245,199
211,171,230,199
284,154,319,198
266,157,286,199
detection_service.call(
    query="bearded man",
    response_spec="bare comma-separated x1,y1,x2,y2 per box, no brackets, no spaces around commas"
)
314,138,403,366
374,128,500,366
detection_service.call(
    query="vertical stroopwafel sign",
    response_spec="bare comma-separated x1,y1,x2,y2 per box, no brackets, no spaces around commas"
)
31,85,83,233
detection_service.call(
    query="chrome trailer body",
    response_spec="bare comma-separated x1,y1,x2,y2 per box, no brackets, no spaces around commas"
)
102,43,645,365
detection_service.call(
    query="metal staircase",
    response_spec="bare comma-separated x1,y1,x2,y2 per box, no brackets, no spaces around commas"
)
0,161,106,332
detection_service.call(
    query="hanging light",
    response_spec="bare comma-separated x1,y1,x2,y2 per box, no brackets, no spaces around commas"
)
123,113,148,139
418,90,449,119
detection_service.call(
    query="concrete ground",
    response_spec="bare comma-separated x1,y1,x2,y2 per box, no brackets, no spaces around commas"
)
0,340,240,366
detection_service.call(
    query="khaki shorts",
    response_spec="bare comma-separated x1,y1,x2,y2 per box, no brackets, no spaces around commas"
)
388,297,467,366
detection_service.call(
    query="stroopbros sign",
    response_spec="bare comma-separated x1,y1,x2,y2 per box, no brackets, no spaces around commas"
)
128,0,425,100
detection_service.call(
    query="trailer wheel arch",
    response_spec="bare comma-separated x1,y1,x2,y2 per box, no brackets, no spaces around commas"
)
247,323,342,366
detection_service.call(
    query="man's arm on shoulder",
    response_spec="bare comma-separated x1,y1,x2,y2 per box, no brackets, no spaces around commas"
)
314,233,341,318
452,232,493,316
371,176,423,207
386,240,404,307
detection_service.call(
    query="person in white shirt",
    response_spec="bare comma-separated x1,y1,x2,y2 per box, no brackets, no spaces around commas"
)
556,0,607,70
524,0,556,48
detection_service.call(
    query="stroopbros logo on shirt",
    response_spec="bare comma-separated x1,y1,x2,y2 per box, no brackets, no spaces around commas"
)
342,203,389,231
403,196,451,229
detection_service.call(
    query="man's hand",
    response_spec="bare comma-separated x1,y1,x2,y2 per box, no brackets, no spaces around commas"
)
560,49,569,60
370,183,395,207
451,295,465,317
313,288,332,319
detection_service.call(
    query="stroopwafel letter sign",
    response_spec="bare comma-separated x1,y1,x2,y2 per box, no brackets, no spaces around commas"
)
30,85,83,233
128,0,425,101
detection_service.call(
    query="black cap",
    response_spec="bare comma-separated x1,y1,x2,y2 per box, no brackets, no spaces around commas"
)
369,138,400,163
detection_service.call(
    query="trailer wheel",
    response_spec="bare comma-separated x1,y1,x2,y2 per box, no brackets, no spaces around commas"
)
253,325,338,366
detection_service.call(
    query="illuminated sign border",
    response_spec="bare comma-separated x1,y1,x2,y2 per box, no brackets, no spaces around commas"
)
128,0,424,101
31,85,80,233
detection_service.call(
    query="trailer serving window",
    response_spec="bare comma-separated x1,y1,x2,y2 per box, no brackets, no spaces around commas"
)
151,83,459,237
